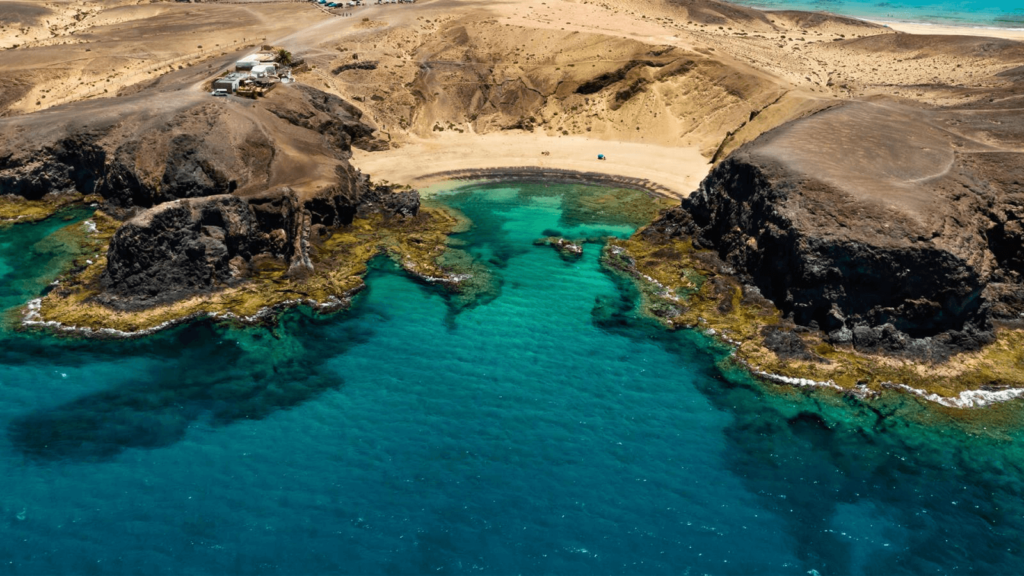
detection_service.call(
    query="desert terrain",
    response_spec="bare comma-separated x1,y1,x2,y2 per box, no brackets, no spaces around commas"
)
5,0,1022,182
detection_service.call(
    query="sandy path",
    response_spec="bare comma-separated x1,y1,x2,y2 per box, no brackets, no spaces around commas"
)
353,132,710,198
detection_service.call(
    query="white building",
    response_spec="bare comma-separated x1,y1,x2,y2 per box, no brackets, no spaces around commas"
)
250,64,277,78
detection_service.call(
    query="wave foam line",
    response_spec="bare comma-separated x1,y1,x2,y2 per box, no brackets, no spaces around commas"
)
883,382,1024,409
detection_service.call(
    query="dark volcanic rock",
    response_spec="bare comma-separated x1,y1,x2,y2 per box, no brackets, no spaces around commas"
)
331,61,379,75
356,183,420,219
649,100,1024,357
263,84,388,153
0,85,387,212
99,187,322,308
100,181,420,309
0,134,105,199
157,134,239,200
303,169,419,230
100,194,277,308
761,325,819,362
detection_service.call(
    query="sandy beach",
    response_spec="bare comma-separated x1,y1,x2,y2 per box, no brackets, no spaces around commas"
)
353,133,710,199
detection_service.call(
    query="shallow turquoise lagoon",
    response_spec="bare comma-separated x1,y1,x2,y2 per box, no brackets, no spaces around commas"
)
725,0,1024,28
1,182,1023,574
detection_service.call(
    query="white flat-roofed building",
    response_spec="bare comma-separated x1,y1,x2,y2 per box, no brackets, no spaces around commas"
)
212,72,249,93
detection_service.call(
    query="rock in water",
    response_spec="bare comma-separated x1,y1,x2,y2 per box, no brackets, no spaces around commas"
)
99,181,421,309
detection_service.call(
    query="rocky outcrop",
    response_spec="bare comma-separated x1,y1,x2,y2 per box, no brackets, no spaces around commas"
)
100,194,282,308
533,237,584,261
302,167,419,231
648,101,1024,357
99,181,420,309
0,105,274,211
262,84,389,154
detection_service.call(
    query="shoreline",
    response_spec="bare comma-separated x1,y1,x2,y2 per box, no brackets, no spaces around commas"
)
870,18,1024,40
415,167,680,199
745,4,1024,40
10,173,1023,410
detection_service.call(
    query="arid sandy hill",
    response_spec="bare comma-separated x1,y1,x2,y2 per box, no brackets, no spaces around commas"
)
2,0,1024,397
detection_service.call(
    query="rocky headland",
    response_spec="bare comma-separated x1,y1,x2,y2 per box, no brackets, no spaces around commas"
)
610,97,1024,402
2,83,457,333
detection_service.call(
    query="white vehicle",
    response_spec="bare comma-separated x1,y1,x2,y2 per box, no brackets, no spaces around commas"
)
211,89,228,97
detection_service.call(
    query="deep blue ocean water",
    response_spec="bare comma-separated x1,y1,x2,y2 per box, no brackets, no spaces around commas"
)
725,0,1024,28
1,182,1024,575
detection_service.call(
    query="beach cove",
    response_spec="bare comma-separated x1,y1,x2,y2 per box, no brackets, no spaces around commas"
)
2,181,1024,574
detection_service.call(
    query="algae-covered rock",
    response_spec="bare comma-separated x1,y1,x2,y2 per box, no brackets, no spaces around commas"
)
31,204,460,336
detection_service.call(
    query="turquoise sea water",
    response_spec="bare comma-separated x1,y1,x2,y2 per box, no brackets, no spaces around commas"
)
725,0,1024,28
2,182,1024,574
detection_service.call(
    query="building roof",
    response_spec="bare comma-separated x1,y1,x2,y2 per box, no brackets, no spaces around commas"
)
217,72,250,82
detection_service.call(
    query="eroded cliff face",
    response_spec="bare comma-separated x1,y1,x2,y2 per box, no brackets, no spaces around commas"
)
648,101,1024,357
0,134,107,200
